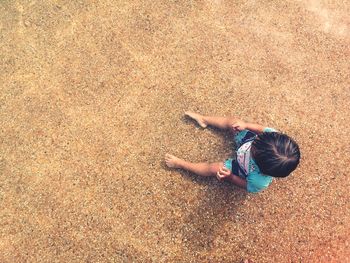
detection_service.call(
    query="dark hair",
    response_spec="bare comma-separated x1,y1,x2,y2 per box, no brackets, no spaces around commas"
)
251,132,300,178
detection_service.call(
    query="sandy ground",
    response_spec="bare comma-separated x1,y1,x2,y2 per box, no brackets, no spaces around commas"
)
1,0,349,262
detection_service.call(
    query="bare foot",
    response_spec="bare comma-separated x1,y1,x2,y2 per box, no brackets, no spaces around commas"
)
185,111,207,128
165,154,184,168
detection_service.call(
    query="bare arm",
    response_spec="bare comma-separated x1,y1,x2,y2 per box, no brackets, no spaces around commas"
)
232,120,266,134
244,122,266,134
216,167,247,190
225,174,247,189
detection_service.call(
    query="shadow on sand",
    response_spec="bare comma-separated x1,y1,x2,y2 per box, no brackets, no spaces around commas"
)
179,178,246,254
164,118,246,255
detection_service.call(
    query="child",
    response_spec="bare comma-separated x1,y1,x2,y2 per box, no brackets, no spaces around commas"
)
165,112,300,193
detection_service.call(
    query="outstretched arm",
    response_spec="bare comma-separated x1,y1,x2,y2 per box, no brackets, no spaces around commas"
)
244,122,266,134
232,120,266,134
185,112,268,134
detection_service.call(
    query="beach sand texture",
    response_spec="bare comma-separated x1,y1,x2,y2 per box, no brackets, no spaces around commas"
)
0,0,349,262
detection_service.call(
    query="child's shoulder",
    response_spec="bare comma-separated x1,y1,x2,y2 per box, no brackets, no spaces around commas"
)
246,161,273,193
246,169,273,193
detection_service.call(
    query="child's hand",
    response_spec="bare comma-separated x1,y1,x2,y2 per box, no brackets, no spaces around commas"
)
231,120,247,132
216,167,231,181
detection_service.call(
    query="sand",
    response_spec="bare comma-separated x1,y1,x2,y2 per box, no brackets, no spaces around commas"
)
0,0,349,262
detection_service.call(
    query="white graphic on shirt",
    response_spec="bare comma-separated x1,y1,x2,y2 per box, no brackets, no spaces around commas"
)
236,141,253,175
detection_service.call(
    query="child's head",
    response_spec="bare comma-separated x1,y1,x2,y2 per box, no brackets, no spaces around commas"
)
251,132,300,178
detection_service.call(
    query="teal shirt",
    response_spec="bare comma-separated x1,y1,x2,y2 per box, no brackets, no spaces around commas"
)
246,128,276,193
235,127,276,193
246,161,273,193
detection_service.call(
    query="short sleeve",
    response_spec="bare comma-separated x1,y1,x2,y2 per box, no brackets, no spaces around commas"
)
263,127,277,133
246,170,273,193
234,130,249,146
